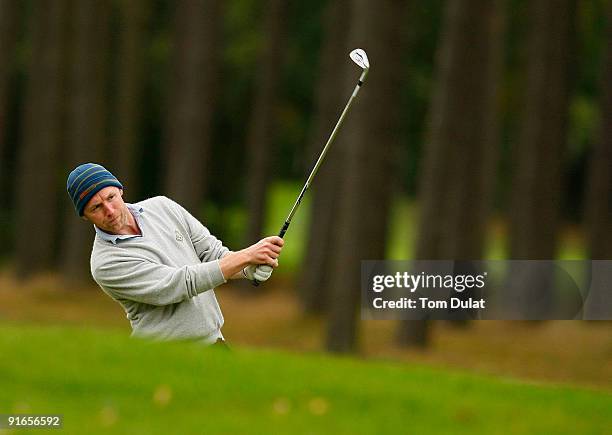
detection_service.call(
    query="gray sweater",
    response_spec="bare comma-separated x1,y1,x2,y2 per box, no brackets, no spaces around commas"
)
90,196,229,343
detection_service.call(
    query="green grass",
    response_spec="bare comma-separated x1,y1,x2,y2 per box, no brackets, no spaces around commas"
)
0,324,609,434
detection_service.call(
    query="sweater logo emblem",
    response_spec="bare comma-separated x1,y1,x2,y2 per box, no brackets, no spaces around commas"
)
175,230,184,242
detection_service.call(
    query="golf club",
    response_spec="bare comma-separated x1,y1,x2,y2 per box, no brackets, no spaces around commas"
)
253,48,370,286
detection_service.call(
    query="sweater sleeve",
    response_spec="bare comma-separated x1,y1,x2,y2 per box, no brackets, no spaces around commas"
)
92,256,227,306
169,198,230,262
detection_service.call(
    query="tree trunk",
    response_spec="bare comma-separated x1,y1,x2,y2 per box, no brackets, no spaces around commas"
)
0,0,20,210
244,0,287,245
509,0,574,259
397,0,504,345
15,0,70,278
584,0,612,260
298,0,351,314
506,0,575,317
112,0,151,200
582,0,612,319
443,1,503,261
164,0,222,213
326,0,406,353
60,0,112,285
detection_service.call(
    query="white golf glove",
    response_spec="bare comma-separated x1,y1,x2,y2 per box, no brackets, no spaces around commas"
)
243,264,273,282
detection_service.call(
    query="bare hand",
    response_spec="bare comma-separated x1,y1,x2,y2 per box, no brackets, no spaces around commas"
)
243,236,284,268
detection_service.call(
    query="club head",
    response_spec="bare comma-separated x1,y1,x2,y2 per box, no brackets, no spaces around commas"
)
349,48,370,70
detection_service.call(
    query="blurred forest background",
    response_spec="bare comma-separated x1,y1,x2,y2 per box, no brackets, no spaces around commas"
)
0,0,610,363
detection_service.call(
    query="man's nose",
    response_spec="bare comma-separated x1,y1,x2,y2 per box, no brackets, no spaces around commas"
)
102,202,113,216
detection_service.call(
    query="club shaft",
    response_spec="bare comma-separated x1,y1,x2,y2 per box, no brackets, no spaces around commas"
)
253,69,368,287
280,71,368,235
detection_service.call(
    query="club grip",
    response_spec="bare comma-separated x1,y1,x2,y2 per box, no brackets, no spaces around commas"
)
278,221,290,238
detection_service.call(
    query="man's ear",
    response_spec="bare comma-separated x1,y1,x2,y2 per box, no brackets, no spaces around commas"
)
81,215,89,222
119,188,124,197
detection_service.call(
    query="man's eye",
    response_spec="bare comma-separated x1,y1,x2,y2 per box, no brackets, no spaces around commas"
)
109,195,115,200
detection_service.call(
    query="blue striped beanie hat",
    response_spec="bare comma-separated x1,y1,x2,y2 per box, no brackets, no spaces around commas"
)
67,163,123,216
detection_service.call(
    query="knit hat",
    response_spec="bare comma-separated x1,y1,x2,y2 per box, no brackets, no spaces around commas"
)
67,163,123,216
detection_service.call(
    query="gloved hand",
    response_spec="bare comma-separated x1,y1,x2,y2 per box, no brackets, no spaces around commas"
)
243,264,273,282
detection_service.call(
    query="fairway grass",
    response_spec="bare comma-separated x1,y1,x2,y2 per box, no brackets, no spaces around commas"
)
0,324,609,434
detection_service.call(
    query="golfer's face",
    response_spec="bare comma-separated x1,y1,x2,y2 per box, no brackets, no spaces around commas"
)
83,186,127,233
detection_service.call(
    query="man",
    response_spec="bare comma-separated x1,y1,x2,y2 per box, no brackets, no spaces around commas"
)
67,163,283,345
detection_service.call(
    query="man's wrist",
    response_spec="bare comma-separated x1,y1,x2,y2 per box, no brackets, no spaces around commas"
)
219,251,251,280
237,250,251,269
